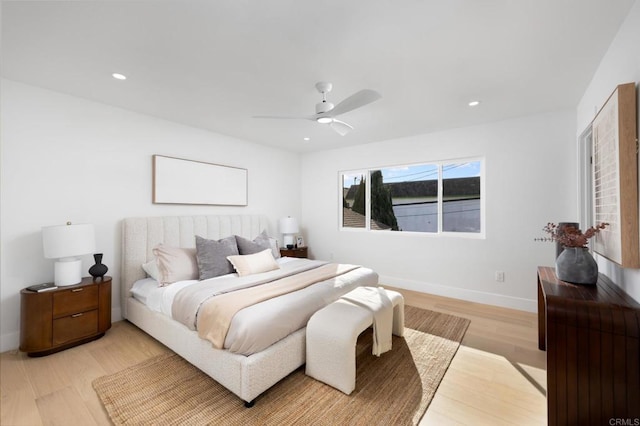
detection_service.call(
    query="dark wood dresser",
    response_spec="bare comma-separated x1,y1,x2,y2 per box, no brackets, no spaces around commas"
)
537,266,640,425
20,276,112,356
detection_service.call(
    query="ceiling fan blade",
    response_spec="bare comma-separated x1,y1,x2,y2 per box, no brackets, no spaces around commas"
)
252,114,314,121
329,119,353,136
329,89,381,116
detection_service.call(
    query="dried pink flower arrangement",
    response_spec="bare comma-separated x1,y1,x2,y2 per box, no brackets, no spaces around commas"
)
536,222,608,248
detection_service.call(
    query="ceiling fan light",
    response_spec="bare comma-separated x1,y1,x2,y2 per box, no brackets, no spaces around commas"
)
317,117,333,124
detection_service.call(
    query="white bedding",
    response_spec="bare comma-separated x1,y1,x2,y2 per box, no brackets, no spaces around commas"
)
130,257,377,355
131,257,302,314
131,277,198,314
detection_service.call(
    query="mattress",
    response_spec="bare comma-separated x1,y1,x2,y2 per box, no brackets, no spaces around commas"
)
130,257,378,355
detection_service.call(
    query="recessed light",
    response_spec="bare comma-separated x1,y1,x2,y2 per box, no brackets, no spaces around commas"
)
303,137,310,141
468,100,480,107
112,73,127,80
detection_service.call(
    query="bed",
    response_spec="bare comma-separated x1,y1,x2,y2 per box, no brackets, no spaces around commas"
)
121,215,378,405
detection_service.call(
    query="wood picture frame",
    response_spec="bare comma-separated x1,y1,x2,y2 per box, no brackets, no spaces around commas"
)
591,83,639,268
152,155,248,206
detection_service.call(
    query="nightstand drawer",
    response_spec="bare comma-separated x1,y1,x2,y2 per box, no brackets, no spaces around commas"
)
53,286,98,318
280,247,308,258
53,310,98,346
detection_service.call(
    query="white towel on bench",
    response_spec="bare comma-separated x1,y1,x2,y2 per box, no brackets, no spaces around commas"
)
341,286,393,356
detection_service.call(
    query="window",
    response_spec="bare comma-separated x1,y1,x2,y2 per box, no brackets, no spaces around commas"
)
341,159,483,235
578,126,593,230
442,162,482,232
342,173,366,228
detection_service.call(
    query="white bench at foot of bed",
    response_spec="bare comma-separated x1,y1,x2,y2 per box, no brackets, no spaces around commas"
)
305,288,404,395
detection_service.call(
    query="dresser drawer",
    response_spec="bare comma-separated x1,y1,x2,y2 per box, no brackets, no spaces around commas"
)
52,310,98,346
53,286,98,318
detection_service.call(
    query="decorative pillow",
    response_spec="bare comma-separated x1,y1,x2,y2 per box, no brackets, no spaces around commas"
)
195,235,239,280
141,259,160,281
269,237,281,259
152,244,198,286
227,249,280,277
236,230,280,259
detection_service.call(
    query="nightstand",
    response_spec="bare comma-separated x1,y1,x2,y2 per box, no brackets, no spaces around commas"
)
20,276,112,356
279,246,308,258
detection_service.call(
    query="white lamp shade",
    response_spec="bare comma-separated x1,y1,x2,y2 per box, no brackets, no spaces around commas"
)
42,223,96,259
278,217,299,234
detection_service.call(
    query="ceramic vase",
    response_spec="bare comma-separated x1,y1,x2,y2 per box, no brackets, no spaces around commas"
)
89,253,108,279
555,247,598,285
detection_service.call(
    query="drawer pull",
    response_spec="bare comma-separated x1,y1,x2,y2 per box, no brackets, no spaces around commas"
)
71,288,84,292
71,313,83,318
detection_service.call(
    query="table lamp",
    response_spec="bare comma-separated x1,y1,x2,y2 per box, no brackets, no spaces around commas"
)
42,222,96,286
279,217,299,249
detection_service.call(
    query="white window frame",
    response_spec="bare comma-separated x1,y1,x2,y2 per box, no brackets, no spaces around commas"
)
578,126,594,231
339,157,485,238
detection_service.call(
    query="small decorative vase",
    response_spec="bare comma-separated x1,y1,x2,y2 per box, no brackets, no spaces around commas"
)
89,253,108,279
555,247,598,285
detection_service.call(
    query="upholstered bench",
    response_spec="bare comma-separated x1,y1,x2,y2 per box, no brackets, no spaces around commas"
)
305,288,404,395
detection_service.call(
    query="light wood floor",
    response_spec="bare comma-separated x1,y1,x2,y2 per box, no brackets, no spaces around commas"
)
1,290,547,425
402,289,547,426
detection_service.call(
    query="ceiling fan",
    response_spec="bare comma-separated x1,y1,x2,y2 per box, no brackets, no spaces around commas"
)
253,82,382,136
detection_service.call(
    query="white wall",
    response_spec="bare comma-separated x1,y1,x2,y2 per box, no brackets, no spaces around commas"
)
300,110,577,312
576,1,640,302
0,79,301,351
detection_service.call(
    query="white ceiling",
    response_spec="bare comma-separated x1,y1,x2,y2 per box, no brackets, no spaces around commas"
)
1,1,635,153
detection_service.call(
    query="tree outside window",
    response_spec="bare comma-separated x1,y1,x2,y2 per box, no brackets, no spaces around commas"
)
341,160,482,234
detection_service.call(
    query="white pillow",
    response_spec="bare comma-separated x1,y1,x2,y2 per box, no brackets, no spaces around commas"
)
227,249,280,277
142,259,160,281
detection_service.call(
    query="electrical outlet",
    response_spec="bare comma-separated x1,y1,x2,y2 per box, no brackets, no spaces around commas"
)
495,271,505,282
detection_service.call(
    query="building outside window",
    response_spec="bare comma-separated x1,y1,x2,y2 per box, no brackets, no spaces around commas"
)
341,159,483,235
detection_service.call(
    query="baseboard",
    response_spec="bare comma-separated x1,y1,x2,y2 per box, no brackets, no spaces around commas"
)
0,331,20,353
112,306,123,322
379,275,537,313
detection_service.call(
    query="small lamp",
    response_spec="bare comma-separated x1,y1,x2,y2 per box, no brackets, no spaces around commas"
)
279,217,299,249
42,222,96,286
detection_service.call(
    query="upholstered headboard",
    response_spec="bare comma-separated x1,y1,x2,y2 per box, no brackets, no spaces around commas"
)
121,215,271,318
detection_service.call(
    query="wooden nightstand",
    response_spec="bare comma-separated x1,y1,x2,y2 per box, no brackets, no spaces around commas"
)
20,276,112,356
279,246,308,258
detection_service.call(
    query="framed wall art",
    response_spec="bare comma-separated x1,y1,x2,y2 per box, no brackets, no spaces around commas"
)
591,82,638,268
152,155,248,206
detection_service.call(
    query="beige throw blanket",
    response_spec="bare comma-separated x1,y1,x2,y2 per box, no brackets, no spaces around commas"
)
198,263,359,348
341,286,393,356
173,259,326,330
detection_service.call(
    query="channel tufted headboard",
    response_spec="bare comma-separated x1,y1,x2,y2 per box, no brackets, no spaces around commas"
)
120,215,271,318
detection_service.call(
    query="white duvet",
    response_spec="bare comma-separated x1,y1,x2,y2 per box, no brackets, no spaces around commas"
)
131,258,378,355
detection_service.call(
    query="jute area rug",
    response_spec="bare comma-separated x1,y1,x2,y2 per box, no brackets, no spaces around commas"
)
93,306,469,425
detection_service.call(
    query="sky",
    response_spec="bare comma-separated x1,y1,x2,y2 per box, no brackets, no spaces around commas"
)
342,161,481,188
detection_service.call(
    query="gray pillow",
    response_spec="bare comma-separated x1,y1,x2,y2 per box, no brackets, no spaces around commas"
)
235,231,272,255
195,235,239,280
